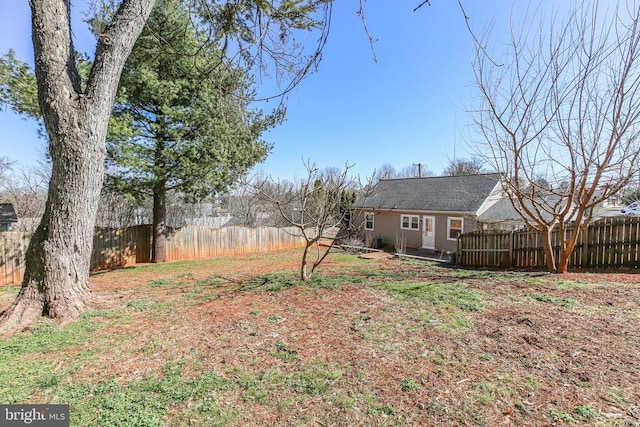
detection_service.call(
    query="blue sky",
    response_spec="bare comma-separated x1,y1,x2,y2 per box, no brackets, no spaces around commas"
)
0,0,553,180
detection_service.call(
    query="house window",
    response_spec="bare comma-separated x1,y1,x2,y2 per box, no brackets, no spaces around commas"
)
364,212,374,230
401,214,419,230
448,217,464,240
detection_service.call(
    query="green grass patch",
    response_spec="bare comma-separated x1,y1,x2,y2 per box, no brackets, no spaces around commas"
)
447,269,549,285
0,320,101,357
0,285,20,298
325,251,369,263
148,277,182,288
474,380,513,405
195,275,230,288
552,279,595,290
548,408,576,423
288,365,341,395
126,297,174,313
398,258,440,268
241,270,364,293
80,310,130,321
241,272,298,292
126,297,157,311
574,404,597,419
400,377,422,392
374,281,484,311
226,368,288,406
435,312,474,332
57,363,235,426
368,402,395,416
273,341,302,362
181,288,220,304
604,386,627,405
0,319,104,403
305,273,361,289
525,293,577,308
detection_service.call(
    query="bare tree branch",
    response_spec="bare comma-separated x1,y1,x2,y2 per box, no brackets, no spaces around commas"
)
472,1,640,273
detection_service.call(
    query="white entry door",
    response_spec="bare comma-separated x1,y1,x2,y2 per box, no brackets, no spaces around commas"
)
422,216,435,249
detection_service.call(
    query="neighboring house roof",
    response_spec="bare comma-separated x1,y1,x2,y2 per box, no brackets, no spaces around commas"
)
476,195,574,224
476,197,523,223
0,203,18,224
354,173,501,213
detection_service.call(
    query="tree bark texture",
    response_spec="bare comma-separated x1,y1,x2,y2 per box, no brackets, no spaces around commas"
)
300,243,311,281
152,189,167,263
0,0,155,333
540,227,557,273
151,134,167,263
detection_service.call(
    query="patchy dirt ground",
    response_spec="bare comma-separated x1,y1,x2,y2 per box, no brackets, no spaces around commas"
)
2,249,640,426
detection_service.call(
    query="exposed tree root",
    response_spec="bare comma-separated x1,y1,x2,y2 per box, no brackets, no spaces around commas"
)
0,289,117,335
0,297,43,335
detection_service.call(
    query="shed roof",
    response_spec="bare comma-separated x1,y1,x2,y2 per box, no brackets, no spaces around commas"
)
0,203,18,223
354,173,501,213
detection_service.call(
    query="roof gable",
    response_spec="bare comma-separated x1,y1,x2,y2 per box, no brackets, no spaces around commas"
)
0,203,18,223
354,174,501,213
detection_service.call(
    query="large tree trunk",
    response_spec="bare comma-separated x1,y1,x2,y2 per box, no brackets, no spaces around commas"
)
0,117,105,332
0,0,154,334
557,225,581,274
152,188,167,263
540,227,558,273
151,132,167,263
557,251,570,274
300,243,312,281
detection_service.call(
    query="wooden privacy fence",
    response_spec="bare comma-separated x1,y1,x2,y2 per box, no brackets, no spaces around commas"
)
0,232,30,287
457,216,640,269
0,225,306,285
163,225,306,261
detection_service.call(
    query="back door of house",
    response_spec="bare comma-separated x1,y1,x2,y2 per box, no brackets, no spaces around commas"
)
422,216,435,249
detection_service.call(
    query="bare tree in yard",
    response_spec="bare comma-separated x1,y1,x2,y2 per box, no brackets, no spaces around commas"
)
95,192,142,228
373,163,434,181
443,157,485,176
227,179,289,227
3,161,50,232
472,2,640,273
252,162,366,281
0,157,13,188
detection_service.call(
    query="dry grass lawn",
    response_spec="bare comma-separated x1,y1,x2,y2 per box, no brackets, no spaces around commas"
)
0,248,639,426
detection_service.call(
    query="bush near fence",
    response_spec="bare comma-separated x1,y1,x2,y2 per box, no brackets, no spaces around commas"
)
457,216,640,269
0,225,306,286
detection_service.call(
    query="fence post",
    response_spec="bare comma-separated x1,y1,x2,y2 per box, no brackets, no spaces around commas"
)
508,231,514,268
580,225,589,268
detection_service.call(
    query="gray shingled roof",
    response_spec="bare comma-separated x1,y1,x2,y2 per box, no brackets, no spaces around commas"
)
476,195,569,223
476,197,522,222
0,203,18,223
354,174,500,213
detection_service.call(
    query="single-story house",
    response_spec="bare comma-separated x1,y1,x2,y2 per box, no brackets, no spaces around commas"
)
352,173,502,253
0,203,18,232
